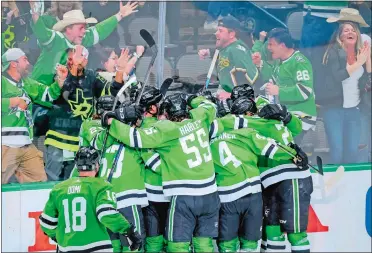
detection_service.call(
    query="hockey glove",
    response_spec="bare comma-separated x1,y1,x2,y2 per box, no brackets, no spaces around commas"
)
101,111,116,127
126,225,143,251
181,94,198,106
217,98,232,117
197,89,217,104
258,104,292,125
114,104,142,125
289,143,309,170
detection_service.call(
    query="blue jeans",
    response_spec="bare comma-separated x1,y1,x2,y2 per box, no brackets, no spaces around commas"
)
322,107,361,165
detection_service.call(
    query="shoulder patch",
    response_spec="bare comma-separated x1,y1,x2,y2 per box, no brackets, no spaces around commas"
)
236,44,247,52
295,54,306,63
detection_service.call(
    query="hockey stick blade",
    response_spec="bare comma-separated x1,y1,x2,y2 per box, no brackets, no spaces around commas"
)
316,156,324,175
160,78,173,96
135,31,158,105
140,29,156,52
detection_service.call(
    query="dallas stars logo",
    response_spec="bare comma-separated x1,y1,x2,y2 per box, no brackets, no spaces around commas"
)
68,88,93,120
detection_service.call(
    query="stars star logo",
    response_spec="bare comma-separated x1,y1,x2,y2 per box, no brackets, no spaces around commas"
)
68,88,93,120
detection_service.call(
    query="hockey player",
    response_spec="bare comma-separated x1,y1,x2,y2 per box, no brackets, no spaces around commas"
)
133,87,171,252
77,96,147,252
40,146,142,252
102,94,220,253
264,28,317,144
210,98,309,252
215,96,313,253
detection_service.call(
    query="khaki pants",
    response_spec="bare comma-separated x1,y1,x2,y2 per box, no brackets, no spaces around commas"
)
2,144,47,184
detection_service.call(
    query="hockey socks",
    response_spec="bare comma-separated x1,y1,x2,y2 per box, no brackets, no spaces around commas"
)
262,225,286,252
287,232,310,253
218,237,240,252
166,241,190,253
192,237,214,253
240,238,258,252
145,235,165,252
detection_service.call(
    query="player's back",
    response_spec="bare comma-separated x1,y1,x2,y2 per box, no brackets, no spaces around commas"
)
210,129,261,202
154,118,217,197
48,177,114,251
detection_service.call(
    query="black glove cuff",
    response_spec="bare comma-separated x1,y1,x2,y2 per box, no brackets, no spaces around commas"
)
283,112,292,125
187,95,197,106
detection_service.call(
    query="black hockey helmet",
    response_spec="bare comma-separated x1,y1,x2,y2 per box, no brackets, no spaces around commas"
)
216,98,232,118
75,147,100,171
230,96,257,115
138,86,163,109
96,95,118,116
231,84,255,102
160,93,189,121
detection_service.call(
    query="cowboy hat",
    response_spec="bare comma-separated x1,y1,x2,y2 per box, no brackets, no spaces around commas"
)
327,8,369,27
53,10,97,32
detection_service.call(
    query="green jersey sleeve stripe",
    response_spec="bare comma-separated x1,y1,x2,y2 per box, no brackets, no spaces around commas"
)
145,153,161,171
209,119,218,139
129,128,142,148
40,31,55,46
296,83,312,100
90,27,99,45
39,217,57,230
40,212,58,222
97,209,119,222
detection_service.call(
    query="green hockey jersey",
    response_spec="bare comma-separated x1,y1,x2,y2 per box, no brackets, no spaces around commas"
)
39,177,131,252
210,128,295,203
272,50,317,130
210,113,309,188
79,119,148,208
30,15,119,86
217,40,259,92
140,116,170,203
1,74,61,146
251,40,279,83
109,97,218,197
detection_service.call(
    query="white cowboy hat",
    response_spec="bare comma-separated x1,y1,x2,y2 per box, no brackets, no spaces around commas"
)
52,10,98,32
327,8,369,28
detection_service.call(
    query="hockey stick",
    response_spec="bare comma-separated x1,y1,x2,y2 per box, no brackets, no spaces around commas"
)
275,142,324,175
325,165,345,192
160,78,174,96
204,49,219,91
100,76,137,162
135,29,158,105
107,144,124,182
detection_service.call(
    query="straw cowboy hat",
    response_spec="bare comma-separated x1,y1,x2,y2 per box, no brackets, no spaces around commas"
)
327,8,369,27
53,10,97,32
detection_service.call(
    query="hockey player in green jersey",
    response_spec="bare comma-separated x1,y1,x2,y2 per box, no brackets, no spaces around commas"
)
210,102,308,252
1,48,63,184
40,146,142,252
77,96,147,252
223,97,313,253
132,86,170,253
102,94,220,253
264,28,317,144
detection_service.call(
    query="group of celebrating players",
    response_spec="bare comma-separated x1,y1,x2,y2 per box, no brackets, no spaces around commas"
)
40,79,313,253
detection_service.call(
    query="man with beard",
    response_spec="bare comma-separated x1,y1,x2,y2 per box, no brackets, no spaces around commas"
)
1,48,65,184
198,15,259,100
